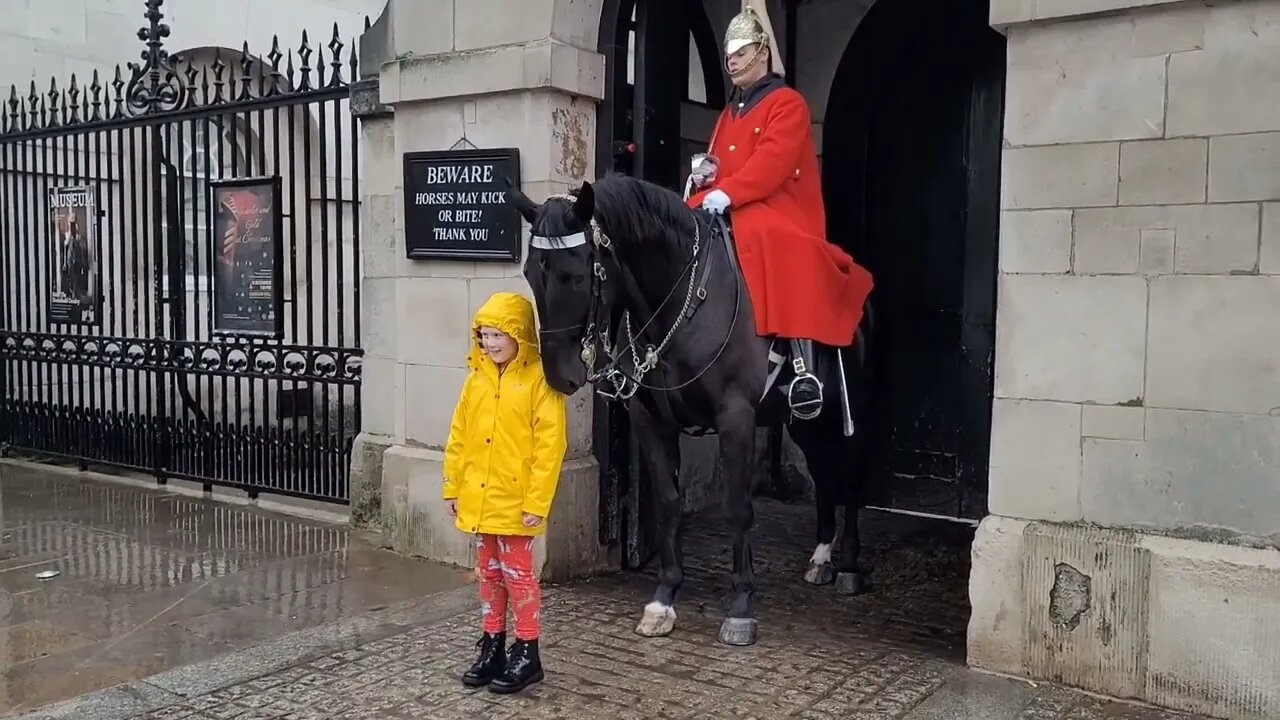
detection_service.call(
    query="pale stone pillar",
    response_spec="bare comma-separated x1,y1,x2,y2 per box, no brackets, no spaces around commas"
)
348,0,614,582
972,2,1280,718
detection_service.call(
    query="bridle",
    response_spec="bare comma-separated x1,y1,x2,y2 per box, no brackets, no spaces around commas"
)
531,195,740,403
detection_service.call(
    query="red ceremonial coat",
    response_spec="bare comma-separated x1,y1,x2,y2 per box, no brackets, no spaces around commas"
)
687,81,873,348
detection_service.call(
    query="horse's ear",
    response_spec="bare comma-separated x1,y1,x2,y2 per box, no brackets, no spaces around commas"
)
506,179,540,225
572,181,595,225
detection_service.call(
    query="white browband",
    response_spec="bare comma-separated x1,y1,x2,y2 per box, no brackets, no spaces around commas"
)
530,232,588,250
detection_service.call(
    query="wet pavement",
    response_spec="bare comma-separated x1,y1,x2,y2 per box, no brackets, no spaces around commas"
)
0,464,1215,720
0,463,470,716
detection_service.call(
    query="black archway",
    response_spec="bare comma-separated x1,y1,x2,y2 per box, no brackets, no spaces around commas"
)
822,0,1006,519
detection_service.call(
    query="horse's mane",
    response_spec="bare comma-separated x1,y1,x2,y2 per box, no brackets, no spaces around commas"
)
589,173,702,254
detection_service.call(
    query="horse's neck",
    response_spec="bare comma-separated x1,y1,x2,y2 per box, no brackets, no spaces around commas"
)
616,241,690,338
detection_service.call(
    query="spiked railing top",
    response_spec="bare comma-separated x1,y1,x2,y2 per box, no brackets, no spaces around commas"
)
0,0,365,138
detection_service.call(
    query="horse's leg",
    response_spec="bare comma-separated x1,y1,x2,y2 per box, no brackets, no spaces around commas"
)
803,436,838,586
632,401,684,638
717,395,759,646
787,419,838,586
833,431,870,595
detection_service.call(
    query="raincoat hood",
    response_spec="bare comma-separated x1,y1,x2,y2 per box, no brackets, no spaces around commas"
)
468,292,540,371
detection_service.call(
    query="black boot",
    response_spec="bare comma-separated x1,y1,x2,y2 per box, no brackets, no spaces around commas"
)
461,631,507,687
488,638,544,694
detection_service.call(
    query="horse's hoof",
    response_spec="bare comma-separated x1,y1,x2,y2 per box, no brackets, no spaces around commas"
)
717,617,758,646
835,571,871,596
803,561,835,585
634,601,676,637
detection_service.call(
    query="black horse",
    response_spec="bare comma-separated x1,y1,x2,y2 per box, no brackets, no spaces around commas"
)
509,174,874,646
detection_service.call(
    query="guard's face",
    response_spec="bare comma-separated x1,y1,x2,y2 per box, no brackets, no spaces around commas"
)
726,43,767,86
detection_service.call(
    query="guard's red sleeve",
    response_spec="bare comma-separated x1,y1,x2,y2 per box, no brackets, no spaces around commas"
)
718,93,809,208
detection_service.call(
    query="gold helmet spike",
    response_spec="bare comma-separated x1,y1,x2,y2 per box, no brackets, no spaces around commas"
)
724,0,784,77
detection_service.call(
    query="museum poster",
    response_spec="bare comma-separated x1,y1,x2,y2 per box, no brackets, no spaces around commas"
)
48,185,101,327
210,176,284,338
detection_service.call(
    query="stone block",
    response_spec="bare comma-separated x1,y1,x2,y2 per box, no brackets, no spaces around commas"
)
1264,203,1280,274
991,0,1185,26
1081,404,1144,441
1083,410,1280,538
360,118,399,197
1022,523,1149,699
360,277,398,360
967,515,1030,675
1139,228,1175,275
397,277,470,367
1119,138,1207,206
1130,2,1207,56
1005,27,1166,145
403,364,468,449
1209,132,1280,202
1168,44,1280,137
1073,204,1258,276
467,277,533,321
389,0,454,56
1002,143,1118,210
995,275,1147,404
359,357,404,439
541,457,613,583
360,193,399,279
454,0,553,51
989,399,1083,522
999,210,1073,274
380,446,476,569
389,41,604,107
1147,276,1280,414
1142,534,1280,720
349,432,392,529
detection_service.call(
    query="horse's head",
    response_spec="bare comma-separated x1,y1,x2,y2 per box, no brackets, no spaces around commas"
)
509,180,612,396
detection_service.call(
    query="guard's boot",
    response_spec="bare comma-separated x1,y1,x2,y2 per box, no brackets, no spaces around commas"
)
788,339,823,421
488,638,545,694
461,631,507,687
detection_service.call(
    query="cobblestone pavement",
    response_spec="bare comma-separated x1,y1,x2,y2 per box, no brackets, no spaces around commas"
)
17,499,1213,720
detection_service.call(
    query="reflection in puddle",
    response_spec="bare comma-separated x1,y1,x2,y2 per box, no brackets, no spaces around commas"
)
0,466,467,714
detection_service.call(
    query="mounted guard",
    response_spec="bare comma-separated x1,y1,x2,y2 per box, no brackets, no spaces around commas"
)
686,0,874,421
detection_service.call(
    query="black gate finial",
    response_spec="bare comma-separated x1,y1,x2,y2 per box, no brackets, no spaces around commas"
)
125,0,187,114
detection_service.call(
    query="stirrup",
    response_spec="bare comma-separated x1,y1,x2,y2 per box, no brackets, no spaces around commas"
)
787,373,823,421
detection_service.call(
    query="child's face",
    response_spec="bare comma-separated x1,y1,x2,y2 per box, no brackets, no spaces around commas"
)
478,327,517,365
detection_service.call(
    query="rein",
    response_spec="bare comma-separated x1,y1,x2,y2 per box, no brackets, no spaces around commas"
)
533,196,740,402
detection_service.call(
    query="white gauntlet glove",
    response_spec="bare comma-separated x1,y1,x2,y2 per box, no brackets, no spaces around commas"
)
702,189,731,215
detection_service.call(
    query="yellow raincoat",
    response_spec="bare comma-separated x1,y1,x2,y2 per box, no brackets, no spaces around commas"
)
442,292,568,537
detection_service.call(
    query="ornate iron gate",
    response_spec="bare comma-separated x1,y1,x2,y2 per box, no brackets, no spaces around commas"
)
0,1,363,503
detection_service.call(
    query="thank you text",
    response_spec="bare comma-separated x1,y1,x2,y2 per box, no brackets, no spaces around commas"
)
402,148,522,262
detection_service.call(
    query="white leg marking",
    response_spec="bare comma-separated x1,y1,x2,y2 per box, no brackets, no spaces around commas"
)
810,543,833,565
635,601,677,637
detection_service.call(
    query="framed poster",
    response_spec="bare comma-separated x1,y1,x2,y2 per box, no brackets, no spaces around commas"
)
402,148,522,262
210,176,284,339
48,185,101,327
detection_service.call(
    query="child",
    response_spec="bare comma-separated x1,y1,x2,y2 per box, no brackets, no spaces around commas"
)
442,291,568,694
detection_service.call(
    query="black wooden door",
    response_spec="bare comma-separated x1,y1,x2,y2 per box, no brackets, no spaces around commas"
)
822,0,1005,520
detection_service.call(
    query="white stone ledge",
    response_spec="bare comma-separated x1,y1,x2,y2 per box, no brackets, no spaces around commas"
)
991,0,1187,29
380,40,605,106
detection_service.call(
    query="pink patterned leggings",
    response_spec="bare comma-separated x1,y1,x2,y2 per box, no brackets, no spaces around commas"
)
475,534,541,640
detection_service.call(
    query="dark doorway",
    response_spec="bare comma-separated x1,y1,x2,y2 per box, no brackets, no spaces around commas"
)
823,0,1006,520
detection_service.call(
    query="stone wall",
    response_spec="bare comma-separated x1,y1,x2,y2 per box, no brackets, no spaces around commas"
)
350,0,615,582
971,1,1280,717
